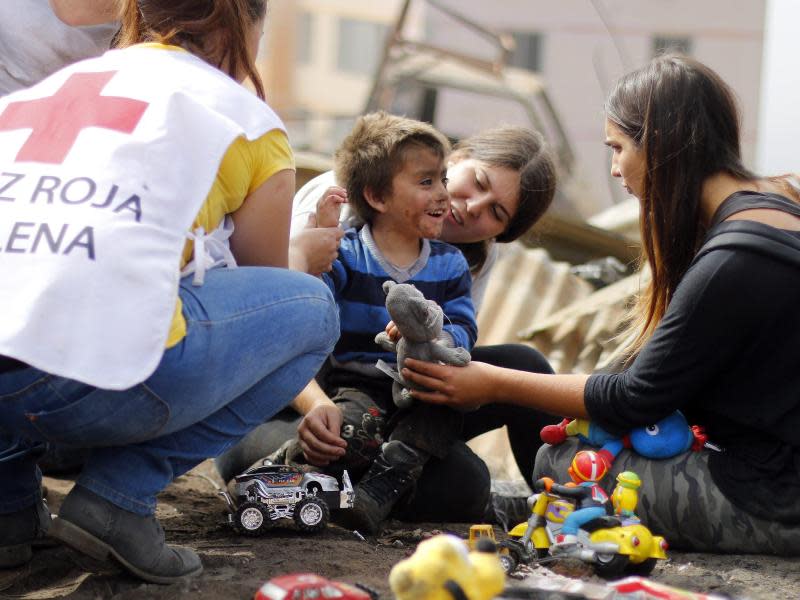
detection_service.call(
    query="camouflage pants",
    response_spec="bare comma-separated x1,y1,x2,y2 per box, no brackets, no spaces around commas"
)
534,439,800,555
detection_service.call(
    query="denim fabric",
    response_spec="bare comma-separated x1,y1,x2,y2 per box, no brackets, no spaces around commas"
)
561,506,608,535
0,267,338,515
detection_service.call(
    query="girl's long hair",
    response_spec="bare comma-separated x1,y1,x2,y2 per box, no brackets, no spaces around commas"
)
450,127,556,274
606,54,757,357
116,0,267,99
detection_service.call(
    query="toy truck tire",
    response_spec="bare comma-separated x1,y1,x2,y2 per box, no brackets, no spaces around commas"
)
593,552,629,578
235,502,271,536
498,552,517,574
294,496,329,532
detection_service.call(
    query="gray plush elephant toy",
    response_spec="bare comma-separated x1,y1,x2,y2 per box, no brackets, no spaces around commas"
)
374,280,471,409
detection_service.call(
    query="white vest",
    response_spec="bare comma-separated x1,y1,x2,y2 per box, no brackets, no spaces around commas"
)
0,46,285,389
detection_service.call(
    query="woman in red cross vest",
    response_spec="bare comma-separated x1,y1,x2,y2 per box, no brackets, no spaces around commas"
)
0,0,338,584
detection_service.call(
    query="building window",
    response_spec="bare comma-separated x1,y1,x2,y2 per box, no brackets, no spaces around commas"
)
390,85,438,124
652,35,692,57
337,18,389,75
296,12,313,65
508,31,543,72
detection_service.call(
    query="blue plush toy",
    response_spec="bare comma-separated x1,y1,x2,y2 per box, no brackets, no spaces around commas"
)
540,411,700,468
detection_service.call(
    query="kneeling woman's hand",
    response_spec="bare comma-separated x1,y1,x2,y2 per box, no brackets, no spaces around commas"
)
297,401,347,466
289,221,344,276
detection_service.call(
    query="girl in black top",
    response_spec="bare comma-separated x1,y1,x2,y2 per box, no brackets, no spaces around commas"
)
402,54,800,554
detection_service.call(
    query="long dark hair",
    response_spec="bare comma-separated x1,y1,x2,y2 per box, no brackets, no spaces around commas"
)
606,54,758,354
450,127,556,273
116,0,267,99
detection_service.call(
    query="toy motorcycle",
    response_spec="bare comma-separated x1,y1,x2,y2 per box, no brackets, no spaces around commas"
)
501,480,668,578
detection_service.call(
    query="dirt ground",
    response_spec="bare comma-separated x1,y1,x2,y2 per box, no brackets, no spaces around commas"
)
1,461,797,600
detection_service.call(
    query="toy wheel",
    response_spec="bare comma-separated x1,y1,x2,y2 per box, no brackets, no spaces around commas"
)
627,557,658,576
593,552,629,578
294,496,329,533
235,502,271,536
499,552,518,574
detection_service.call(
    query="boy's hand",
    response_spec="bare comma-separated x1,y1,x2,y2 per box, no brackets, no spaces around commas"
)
288,215,344,275
385,320,401,342
315,186,347,228
297,402,347,466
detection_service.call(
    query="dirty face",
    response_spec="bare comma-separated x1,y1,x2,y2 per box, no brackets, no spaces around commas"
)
377,147,450,241
442,157,521,244
605,119,646,200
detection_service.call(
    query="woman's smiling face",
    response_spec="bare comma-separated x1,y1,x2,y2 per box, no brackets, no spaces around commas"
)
442,157,521,244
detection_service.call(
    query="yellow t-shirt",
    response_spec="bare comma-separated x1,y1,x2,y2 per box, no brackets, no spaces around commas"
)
134,45,295,347
165,130,295,347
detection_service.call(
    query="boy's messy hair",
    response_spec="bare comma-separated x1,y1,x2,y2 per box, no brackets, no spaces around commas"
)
334,112,451,224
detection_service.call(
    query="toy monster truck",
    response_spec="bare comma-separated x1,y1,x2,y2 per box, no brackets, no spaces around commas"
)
220,463,354,535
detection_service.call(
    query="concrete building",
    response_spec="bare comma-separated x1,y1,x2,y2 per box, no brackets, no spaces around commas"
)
257,0,410,154
422,0,766,213
258,0,766,215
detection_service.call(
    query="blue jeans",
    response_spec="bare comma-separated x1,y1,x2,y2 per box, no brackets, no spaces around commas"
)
0,267,338,516
561,506,608,536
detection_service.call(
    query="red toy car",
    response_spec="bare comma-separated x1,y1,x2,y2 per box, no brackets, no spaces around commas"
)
255,573,378,600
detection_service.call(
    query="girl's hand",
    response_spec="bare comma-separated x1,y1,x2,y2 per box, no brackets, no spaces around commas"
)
385,320,401,342
315,186,347,229
401,358,495,410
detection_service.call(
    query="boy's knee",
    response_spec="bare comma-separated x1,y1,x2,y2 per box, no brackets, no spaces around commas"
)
337,404,386,470
472,344,554,375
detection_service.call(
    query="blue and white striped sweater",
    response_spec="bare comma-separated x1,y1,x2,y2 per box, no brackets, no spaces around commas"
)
322,226,477,370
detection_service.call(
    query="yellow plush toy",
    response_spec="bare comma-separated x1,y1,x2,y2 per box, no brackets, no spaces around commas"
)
389,534,504,600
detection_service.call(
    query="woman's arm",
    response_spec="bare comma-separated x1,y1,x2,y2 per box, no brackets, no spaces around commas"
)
230,169,295,267
406,248,768,435
402,358,589,417
49,0,117,26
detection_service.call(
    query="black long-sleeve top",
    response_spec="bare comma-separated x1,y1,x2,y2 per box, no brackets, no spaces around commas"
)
585,192,800,523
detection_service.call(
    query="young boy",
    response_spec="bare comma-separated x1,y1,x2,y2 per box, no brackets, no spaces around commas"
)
296,112,477,533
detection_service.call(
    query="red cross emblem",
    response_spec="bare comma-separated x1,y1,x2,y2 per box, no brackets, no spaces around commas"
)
0,71,149,164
